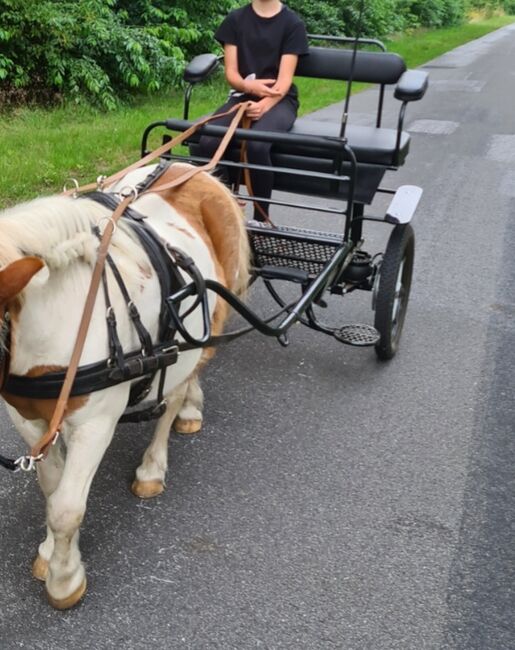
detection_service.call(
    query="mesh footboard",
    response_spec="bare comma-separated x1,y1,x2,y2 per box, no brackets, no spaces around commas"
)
247,222,343,275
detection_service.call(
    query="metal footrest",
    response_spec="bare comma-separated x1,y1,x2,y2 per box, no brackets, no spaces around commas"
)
333,324,380,347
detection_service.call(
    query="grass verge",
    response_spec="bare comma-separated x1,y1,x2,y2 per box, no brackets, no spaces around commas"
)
0,14,513,207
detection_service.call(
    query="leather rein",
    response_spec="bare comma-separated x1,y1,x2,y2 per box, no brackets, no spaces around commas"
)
1,101,262,473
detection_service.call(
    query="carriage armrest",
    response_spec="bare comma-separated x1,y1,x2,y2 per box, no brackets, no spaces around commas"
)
394,70,429,102
184,54,220,84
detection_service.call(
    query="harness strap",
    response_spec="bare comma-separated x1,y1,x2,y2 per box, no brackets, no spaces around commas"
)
0,455,18,472
102,249,159,409
100,266,126,369
105,253,154,357
5,342,179,399
236,115,276,227
28,193,135,461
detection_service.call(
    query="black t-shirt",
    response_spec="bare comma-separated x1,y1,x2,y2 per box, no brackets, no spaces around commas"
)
215,3,309,98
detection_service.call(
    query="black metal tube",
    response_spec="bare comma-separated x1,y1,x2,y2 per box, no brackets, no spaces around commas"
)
168,244,353,340
339,0,367,140
165,152,350,184
307,34,386,52
140,121,168,157
164,120,352,153
342,144,358,241
377,85,385,128
395,102,408,166
183,84,194,121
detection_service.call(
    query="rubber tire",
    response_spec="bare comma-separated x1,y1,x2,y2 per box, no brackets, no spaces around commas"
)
374,223,415,361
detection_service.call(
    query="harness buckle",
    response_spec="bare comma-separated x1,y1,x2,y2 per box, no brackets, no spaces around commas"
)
14,453,44,473
97,175,107,191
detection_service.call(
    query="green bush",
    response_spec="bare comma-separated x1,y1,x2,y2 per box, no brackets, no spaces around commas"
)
0,0,188,108
0,0,502,109
503,0,515,12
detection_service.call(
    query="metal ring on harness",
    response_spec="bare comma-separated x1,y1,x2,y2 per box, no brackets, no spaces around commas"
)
14,453,44,473
63,178,80,197
98,216,118,235
118,185,139,202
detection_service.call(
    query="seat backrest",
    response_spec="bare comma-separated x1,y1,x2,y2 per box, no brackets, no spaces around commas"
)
295,46,406,85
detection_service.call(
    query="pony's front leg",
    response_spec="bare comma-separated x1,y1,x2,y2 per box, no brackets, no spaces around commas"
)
173,374,204,435
4,408,64,582
44,414,117,610
132,381,188,498
33,440,66,581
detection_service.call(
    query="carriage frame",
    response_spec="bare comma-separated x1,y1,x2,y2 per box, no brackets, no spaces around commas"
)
140,34,428,360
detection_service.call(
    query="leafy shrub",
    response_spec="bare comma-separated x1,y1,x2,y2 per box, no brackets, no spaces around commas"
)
0,0,183,108
0,0,499,109
287,0,343,35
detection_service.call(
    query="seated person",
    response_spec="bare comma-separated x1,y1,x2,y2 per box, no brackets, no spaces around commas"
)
198,0,309,221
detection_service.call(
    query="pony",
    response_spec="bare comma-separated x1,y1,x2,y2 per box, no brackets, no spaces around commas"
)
0,163,249,609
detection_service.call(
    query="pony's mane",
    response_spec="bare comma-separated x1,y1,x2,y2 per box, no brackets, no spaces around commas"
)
0,195,148,276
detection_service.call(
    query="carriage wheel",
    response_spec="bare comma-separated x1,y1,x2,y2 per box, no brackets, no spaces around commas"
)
374,223,415,361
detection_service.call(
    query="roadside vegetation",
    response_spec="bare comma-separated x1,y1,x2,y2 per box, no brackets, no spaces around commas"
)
0,7,513,207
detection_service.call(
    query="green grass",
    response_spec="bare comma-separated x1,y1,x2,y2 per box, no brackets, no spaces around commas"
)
0,14,514,208
0,84,229,208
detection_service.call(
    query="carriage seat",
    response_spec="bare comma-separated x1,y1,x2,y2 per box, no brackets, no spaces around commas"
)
279,118,410,166
172,43,428,203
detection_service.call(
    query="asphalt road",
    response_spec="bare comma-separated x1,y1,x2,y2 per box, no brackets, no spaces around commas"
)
1,25,515,650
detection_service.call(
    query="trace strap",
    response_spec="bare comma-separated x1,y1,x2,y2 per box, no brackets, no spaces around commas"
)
237,115,276,227
12,101,251,472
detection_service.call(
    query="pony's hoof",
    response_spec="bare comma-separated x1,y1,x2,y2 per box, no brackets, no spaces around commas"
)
174,417,202,435
47,578,87,610
131,479,164,499
32,555,49,582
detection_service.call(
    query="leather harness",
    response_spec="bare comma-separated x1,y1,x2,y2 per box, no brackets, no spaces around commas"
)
0,101,260,472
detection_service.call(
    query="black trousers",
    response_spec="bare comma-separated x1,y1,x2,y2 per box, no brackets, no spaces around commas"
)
197,94,298,220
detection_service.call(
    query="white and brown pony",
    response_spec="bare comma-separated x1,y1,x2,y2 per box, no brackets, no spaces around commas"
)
0,163,249,609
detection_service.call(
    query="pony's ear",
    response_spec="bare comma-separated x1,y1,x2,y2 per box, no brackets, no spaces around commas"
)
0,257,45,302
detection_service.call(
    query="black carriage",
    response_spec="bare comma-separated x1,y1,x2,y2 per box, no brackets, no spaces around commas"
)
141,35,428,360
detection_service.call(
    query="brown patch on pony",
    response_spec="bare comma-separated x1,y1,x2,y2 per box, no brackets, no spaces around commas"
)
0,257,44,365
0,258,89,423
152,164,249,294
2,364,89,422
2,391,89,423
0,257,44,302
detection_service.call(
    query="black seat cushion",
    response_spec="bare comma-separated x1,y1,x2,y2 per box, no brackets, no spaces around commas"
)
282,118,410,167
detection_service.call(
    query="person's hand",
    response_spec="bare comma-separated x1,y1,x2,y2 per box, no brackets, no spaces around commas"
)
243,78,282,98
246,98,276,121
